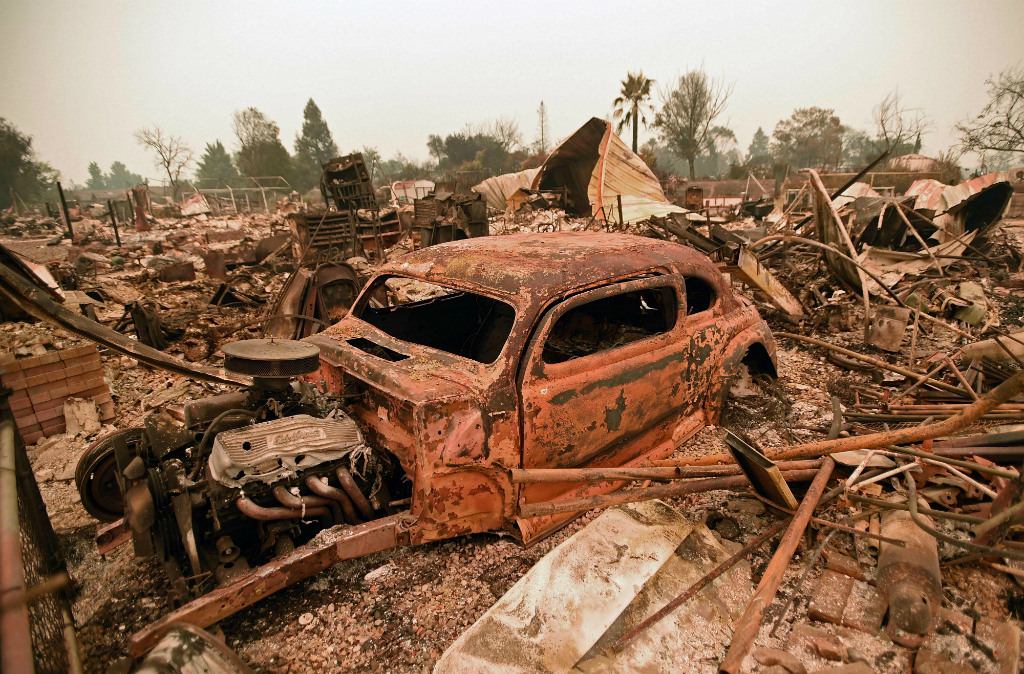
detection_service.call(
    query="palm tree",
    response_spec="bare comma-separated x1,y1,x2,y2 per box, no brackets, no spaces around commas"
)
612,71,655,153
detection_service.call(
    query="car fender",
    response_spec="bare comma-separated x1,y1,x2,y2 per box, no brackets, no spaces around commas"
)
704,320,778,425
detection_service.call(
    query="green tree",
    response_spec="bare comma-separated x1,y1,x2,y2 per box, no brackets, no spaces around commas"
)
196,140,238,185
654,65,733,180
747,127,770,163
612,71,655,154
0,117,58,209
771,107,846,169
106,161,144,187
232,108,293,183
86,162,106,190
293,98,338,191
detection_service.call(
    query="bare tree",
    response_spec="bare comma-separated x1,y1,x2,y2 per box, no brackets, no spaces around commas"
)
488,116,523,153
873,88,930,153
956,64,1024,155
535,101,550,155
654,64,733,179
134,126,194,201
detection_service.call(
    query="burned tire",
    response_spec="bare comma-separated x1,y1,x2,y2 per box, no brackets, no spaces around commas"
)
75,427,144,523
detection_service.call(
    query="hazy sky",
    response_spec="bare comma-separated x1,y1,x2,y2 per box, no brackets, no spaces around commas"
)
2,0,1022,185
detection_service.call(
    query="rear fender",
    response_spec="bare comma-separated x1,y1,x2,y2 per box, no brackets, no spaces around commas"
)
705,322,778,425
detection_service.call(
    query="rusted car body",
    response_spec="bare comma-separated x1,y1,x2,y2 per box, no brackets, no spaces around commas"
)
307,231,777,544
126,232,777,655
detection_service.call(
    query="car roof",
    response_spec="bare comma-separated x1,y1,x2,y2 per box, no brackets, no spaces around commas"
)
379,232,713,302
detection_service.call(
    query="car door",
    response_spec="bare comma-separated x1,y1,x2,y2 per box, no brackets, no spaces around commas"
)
678,265,729,410
517,275,688,482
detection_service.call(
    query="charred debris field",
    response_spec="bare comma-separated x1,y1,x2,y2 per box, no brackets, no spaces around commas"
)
2,146,1024,674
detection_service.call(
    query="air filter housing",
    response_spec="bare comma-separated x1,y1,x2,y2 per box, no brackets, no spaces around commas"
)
221,339,321,380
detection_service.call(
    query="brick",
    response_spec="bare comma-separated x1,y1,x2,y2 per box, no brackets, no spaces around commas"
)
82,385,110,400
76,345,97,357
15,413,38,428
48,386,69,399
40,417,65,433
45,370,67,383
29,391,51,406
9,397,31,412
25,361,63,377
58,348,79,361
808,570,855,625
83,376,106,390
36,395,67,412
36,406,61,422
91,392,112,405
9,388,28,402
19,422,41,436
841,580,887,634
28,383,51,396
975,617,1020,674
25,373,48,388
65,372,89,386
825,551,866,581
63,364,85,379
22,430,44,444
81,356,103,373
38,352,61,365
42,423,66,438
8,378,27,391
0,352,16,365
19,356,42,370
2,368,26,382
68,381,89,395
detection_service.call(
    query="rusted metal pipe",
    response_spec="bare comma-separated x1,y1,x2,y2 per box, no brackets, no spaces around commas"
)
718,457,835,674
769,368,1024,461
513,459,823,483
304,476,363,525
271,486,339,525
0,418,33,674
517,469,822,519
612,517,793,653
335,467,374,520
235,495,328,521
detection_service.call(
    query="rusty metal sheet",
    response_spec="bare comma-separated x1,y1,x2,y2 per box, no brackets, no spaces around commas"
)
866,306,911,353
158,261,196,283
725,246,804,316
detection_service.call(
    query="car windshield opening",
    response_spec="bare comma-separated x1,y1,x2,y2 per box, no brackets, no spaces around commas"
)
356,277,516,365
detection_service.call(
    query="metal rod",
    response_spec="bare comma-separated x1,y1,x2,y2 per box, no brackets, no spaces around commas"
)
885,445,1019,480
888,360,949,405
847,496,986,524
511,460,823,484
517,469,823,519
945,356,980,401
719,457,835,674
769,368,1024,461
0,418,34,674
611,517,792,653
56,180,74,238
770,528,839,637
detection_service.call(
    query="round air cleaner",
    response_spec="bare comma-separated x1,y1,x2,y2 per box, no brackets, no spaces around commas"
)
221,339,321,379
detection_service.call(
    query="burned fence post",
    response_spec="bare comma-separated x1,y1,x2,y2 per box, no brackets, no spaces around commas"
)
56,180,74,238
107,199,121,247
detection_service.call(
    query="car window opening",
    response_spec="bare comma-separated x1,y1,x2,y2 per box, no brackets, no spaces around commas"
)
357,277,516,365
542,287,677,364
684,276,716,314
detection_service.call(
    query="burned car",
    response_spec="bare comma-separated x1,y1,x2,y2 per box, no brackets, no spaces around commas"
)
76,232,777,654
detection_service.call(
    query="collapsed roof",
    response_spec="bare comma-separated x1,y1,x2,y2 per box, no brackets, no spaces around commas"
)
530,117,685,223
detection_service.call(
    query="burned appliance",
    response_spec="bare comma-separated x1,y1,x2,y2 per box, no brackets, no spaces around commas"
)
309,153,402,260
75,339,407,605
414,191,488,247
